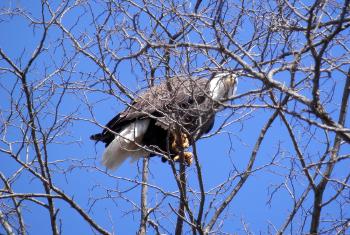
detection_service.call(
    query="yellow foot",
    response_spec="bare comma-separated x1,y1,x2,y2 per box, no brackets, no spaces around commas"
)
173,155,180,162
171,132,190,150
173,152,193,166
183,152,193,165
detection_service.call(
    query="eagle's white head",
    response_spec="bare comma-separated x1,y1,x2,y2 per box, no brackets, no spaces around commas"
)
209,72,238,101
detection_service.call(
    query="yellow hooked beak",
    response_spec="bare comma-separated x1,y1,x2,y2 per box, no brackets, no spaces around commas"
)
224,74,237,87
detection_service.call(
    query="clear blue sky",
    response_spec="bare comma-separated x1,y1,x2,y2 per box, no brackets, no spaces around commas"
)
1,1,349,234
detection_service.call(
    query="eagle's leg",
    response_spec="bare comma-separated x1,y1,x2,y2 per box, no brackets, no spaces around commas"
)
170,132,192,165
183,152,193,165
171,132,190,150
173,152,193,166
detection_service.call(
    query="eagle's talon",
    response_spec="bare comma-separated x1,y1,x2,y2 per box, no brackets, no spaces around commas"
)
173,155,180,162
171,132,190,150
173,152,193,166
183,152,193,165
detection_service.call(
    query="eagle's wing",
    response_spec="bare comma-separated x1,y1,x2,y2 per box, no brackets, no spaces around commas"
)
110,77,209,128
91,77,209,146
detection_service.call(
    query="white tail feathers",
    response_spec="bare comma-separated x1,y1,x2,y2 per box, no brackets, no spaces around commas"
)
102,119,150,170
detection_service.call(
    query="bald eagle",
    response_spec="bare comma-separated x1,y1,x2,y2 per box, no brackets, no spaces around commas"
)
91,73,237,170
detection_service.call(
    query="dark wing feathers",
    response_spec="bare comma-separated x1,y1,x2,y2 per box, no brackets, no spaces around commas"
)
90,77,211,146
